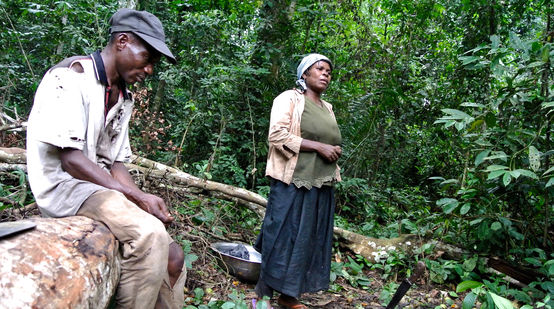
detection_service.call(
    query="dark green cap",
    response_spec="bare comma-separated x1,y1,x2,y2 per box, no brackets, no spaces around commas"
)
109,8,176,64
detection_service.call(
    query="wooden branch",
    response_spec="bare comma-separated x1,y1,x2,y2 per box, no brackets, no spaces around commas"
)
128,156,268,206
0,123,24,133
0,163,27,172
0,147,26,164
155,183,266,219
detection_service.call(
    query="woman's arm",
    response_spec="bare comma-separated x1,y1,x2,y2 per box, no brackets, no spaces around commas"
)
300,139,342,162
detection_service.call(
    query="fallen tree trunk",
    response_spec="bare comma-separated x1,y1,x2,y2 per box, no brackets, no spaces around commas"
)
0,216,120,309
333,227,419,262
0,148,423,263
128,156,268,206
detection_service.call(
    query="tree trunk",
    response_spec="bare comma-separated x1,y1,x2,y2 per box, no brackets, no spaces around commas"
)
0,216,120,309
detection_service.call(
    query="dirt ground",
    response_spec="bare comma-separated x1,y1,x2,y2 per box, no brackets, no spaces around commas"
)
178,225,467,309
0,182,467,309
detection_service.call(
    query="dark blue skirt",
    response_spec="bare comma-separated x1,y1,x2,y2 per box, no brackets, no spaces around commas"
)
255,179,335,298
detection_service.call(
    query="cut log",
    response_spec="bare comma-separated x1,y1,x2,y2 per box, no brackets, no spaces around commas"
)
0,216,120,309
333,227,418,263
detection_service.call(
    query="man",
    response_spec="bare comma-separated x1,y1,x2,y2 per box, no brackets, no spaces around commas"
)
26,8,185,309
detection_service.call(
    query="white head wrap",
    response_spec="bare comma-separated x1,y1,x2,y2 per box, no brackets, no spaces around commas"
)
295,53,332,92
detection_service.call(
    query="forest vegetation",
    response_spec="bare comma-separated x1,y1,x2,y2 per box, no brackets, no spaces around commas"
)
0,0,553,308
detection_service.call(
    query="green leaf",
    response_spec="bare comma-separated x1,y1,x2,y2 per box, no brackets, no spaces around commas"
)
543,166,554,175
460,203,471,215
459,56,480,66
503,172,512,186
489,292,514,309
442,108,472,119
546,177,554,188
456,281,483,292
491,221,502,231
475,150,491,167
437,198,459,214
529,146,540,172
462,292,478,309
221,302,235,309
485,164,509,171
460,102,485,108
541,101,554,109
513,169,538,180
487,170,506,180
524,257,542,267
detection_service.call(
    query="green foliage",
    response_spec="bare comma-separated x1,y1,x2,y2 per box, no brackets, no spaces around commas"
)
2,1,553,305
456,280,515,309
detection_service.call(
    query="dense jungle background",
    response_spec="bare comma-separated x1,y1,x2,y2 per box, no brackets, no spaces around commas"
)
1,0,553,308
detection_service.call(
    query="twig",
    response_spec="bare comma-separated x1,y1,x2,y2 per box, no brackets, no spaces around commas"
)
1,7,35,79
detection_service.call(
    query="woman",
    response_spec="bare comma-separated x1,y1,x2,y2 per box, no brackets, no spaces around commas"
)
254,54,342,309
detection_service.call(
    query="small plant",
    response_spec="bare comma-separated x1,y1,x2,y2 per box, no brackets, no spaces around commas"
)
456,280,514,309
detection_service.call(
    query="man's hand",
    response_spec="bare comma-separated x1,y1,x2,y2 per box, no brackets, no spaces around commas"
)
133,192,174,224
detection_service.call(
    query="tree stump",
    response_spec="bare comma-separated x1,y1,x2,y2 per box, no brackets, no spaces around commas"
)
0,216,120,309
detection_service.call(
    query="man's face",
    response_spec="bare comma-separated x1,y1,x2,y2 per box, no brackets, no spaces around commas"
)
117,34,161,84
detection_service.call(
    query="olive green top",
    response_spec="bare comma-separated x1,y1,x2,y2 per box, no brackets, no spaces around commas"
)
292,96,342,189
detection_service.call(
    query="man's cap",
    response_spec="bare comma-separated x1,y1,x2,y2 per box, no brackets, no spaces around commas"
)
296,53,332,80
109,8,176,64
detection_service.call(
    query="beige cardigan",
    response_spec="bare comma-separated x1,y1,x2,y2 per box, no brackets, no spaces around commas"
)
265,89,341,184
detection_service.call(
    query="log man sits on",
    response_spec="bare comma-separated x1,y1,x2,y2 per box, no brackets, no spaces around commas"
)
26,8,186,309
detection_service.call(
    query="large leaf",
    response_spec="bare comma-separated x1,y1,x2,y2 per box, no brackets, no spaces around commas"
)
475,150,491,167
546,177,554,188
489,292,514,309
543,166,554,176
502,172,512,186
485,164,509,171
437,198,459,214
487,170,507,180
529,146,540,172
441,108,472,120
512,169,538,180
456,281,483,292
462,292,477,309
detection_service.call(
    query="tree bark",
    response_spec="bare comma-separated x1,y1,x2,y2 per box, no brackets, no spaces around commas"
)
0,216,120,309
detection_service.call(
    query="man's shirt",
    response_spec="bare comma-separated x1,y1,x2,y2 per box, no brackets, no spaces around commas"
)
26,52,133,217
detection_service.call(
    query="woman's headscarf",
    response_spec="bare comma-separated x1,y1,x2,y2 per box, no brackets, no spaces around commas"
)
296,53,333,92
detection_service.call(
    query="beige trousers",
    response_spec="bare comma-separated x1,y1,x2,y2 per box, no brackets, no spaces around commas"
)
78,190,186,309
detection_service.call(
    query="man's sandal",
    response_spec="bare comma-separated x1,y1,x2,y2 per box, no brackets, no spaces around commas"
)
276,296,307,309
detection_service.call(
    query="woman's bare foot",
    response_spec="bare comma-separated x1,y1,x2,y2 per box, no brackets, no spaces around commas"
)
277,295,307,309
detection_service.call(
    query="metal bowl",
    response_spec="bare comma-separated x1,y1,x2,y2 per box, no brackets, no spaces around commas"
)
211,242,261,283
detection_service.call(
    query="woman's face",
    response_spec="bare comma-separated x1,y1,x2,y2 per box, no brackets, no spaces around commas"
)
302,61,332,93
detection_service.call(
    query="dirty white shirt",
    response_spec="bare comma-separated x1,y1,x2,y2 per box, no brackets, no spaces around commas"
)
26,53,133,217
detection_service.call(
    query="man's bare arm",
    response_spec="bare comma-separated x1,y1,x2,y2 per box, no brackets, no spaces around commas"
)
60,148,173,223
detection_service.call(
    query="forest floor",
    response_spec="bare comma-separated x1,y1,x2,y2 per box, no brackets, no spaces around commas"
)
0,166,469,309
168,222,468,309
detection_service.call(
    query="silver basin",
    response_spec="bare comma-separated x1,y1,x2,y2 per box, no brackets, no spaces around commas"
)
211,242,261,282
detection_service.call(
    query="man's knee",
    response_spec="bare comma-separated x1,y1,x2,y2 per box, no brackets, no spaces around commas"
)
168,242,184,285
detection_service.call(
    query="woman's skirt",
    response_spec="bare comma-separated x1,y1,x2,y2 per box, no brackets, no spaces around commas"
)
254,179,335,298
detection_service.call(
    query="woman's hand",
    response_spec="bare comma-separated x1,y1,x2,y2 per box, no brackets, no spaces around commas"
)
301,139,342,162
317,143,342,162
